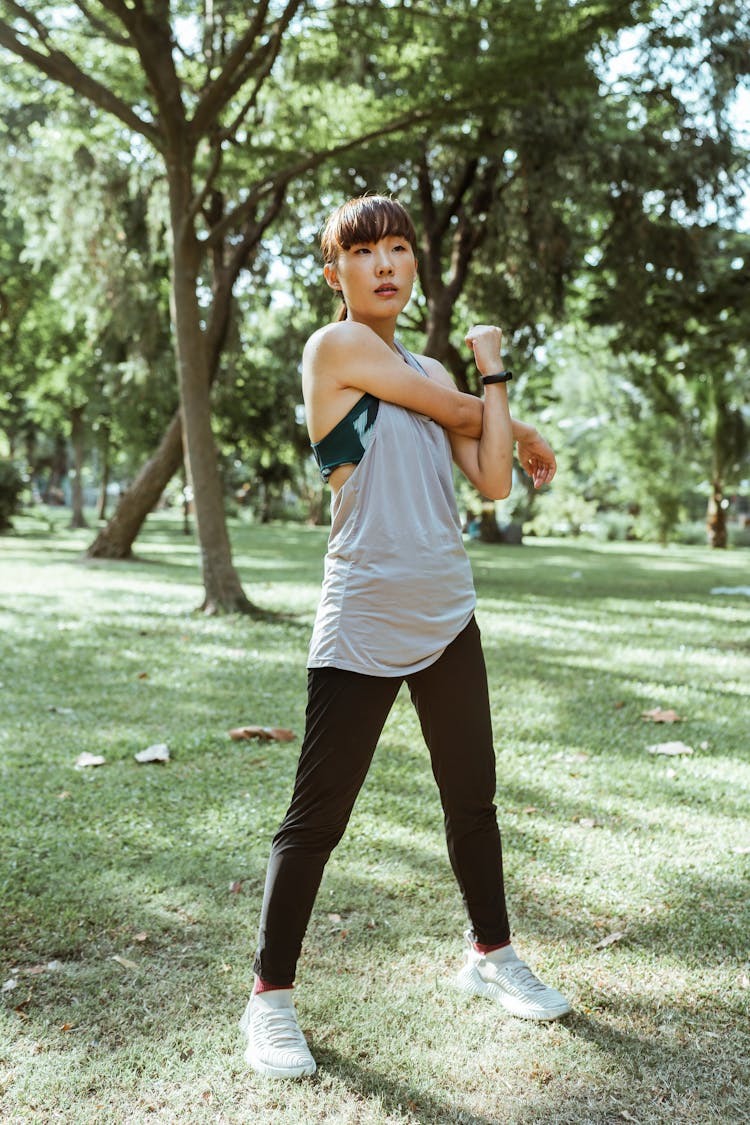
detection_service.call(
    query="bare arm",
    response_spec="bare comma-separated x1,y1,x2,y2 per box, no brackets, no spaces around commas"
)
513,421,557,489
302,321,483,440
423,326,514,500
303,319,556,492
425,329,557,497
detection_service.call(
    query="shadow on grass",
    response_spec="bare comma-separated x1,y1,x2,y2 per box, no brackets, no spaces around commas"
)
3,523,749,1120
310,1045,503,1125
310,999,746,1124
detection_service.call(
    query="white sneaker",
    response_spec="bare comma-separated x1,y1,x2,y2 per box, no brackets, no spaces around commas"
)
456,938,572,1021
239,990,317,1078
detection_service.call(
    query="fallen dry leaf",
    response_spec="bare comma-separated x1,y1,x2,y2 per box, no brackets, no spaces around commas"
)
75,752,105,769
133,932,148,942
134,743,170,764
647,741,694,757
641,708,682,723
111,955,138,971
2,979,17,993
594,930,626,950
229,726,296,743
57,791,72,800
229,880,244,894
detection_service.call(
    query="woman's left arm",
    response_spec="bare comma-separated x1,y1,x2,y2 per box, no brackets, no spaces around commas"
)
423,325,514,500
420,348,557,495
512,419,557,489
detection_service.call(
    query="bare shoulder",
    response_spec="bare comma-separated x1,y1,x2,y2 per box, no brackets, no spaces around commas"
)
304,321,384,371
414,353,455,388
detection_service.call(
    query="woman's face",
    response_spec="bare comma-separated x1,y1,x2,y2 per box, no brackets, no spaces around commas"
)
324,235,417,322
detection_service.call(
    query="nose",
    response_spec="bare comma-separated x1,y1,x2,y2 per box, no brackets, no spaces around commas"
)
373,249,393,274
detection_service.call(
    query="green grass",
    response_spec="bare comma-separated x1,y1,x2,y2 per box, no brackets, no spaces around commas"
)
1,511,749,1124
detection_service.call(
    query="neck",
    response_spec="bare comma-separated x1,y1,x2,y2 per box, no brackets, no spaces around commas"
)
347,313,398,351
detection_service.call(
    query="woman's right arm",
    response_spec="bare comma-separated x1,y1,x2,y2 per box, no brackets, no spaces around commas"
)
302,321,483,438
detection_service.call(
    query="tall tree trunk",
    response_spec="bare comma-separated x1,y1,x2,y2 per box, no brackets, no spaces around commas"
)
84,234,245,559
170,215,253,614
96,423,111,521
181,465,191,536
69,405,88,529
42,433,67,504
87,414,183,558
706,477,728,549
706,378,730,549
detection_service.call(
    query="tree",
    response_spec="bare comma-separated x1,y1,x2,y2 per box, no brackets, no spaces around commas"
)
0,1,439,610
1,89,178,526
583,1,750,544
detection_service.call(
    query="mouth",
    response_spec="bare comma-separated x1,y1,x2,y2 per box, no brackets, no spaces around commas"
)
374,284,398,295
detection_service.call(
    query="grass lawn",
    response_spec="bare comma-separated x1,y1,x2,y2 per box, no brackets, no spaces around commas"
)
1,511,749,1125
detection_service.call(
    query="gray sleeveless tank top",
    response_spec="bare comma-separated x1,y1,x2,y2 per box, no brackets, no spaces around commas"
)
307,343,476,676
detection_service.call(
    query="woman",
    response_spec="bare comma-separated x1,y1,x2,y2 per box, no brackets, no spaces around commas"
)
240,196,571,1079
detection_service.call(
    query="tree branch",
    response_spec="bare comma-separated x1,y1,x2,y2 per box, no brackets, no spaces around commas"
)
217,0,303,138
94,1,191,155
71,1,130,47
189,0,273,136
2,0,53,47
417,150,437,239
204,104,434,248
205,181,288,373
227,180,287,286
187,139,226,229
438,158,479,239
0,17,161,144
416,151,444,302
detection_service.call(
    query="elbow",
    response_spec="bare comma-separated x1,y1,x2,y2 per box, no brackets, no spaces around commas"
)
487,480,512,502
478,472,512,501
475,457,513,500
456,398,482,437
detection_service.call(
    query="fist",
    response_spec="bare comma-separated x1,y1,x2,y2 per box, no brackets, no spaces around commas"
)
465,324,504,377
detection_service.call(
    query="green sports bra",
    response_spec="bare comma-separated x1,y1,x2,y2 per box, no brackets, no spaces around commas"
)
311,392,380,481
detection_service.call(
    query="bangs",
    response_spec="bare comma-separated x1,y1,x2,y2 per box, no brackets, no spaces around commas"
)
320,196,417,263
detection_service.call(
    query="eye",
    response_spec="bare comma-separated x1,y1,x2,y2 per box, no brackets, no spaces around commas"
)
353,246,371,255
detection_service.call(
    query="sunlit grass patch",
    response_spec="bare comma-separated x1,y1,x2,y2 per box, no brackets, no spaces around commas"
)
1,515,749,1124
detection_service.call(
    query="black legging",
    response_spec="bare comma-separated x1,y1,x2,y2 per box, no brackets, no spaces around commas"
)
253,615,510,986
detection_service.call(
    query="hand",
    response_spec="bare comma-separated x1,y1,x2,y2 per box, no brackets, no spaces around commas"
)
465,324,503,377
516,428,557,489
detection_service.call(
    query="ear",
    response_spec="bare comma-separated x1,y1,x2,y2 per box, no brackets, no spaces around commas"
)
324,263,341,291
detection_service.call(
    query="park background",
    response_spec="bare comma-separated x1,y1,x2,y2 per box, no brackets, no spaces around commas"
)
1,2,749,1123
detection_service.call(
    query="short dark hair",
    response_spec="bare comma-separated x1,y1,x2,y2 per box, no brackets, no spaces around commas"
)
320,195,418,265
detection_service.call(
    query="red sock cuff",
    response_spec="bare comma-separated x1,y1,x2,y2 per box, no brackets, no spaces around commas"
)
473,939,512,954
253,977,293,995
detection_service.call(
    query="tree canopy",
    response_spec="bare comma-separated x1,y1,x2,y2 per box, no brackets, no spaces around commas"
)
1,1,748,578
